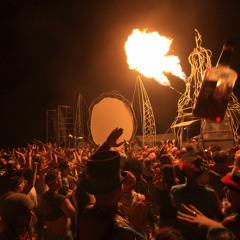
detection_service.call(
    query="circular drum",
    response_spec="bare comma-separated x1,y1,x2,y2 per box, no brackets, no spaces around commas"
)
89,91,137,146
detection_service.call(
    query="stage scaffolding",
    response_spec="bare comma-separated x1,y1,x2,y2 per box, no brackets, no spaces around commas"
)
46,105,74,147
46,109,58,144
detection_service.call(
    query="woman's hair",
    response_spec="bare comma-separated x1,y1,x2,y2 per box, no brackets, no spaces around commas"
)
1,193,36,240
59,160,69,172
212,151,228,164
158,154,173,166
8,176,24,191
161,164,177,189
154,226,184,240
122,157,143,181
2,216,36,240
207,227,235,240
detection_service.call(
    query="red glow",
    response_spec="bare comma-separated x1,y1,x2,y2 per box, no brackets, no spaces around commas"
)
216,117,221,122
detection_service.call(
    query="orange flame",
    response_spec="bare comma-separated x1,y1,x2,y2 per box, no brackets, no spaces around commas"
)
125,29,186,86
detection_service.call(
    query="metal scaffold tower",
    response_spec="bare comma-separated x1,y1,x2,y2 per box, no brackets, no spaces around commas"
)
46,109,58,144
58,105,74,147
133,75,156,147
74,94,85,147
46,106,74,147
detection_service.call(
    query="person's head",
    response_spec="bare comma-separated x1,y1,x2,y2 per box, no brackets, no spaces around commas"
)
180,153,209,184
233,154,240,170
6,160,21,175
45,169,62,190
168,140,173,148
143,157,152,167
207,227,235,240
122,171,136,193
154,164,161,176
161,164,177,189
154,226,184,240
84,151,127,205
212,151,228,165
161,140,166,145
169,147,179,156
227,148,236,158
0,157,7,170
158,154,173,166
122,157,143,181
59,160,71,175
81,156,89,166
209,144,221,152
0,193,35,238
221,171,240,207
8,176,25,193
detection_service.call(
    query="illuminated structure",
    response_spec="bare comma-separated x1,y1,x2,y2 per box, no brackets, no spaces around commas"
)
132,76,156,147
171,30,240,149
46,105,74,147
74,94,85,147
88,90,137,147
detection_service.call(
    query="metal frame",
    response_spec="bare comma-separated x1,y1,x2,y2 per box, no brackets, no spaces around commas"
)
46,106,74,147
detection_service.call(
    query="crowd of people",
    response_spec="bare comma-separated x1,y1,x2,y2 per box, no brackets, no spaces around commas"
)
0,127,240,240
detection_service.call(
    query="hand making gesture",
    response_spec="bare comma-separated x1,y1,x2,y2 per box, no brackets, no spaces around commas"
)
97,127,124,152
177,203,224,237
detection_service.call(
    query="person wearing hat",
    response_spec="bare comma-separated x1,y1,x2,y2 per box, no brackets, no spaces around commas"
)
220,171,240,238
119,170,148,238
170,153,223,240
176,170,240,239
77,150,147,240
0,193,36,240
41,169,76,240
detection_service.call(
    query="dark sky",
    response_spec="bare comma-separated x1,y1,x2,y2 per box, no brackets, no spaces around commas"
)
1,0,240,148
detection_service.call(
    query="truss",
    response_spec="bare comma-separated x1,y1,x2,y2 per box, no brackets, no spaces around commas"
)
74,94,85,147
133,75,156,147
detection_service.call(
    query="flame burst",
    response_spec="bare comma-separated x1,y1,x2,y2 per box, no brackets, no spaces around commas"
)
125,29,186,86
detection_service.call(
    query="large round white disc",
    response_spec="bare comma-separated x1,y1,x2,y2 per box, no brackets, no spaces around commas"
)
90,97,134,146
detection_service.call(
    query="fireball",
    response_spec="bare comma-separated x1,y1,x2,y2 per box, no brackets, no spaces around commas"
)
125,29,186,86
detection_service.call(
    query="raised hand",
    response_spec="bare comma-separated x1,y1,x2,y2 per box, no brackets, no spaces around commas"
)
177,204,224,237
96,127,124,152
105,127,124,148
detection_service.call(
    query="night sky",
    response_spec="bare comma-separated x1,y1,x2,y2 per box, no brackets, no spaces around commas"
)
1,0,240,148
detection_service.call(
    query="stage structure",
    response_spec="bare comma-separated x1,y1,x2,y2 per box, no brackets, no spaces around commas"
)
171,30,240,150
132,76,156,147
46,105,74,147
74,94,85,147
46,109,58,144
88,91,137,147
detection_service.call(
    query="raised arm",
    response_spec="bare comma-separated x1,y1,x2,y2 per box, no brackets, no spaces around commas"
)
96,127,124,152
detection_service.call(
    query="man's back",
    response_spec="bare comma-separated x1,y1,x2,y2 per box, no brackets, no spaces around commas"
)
78,204,136,240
